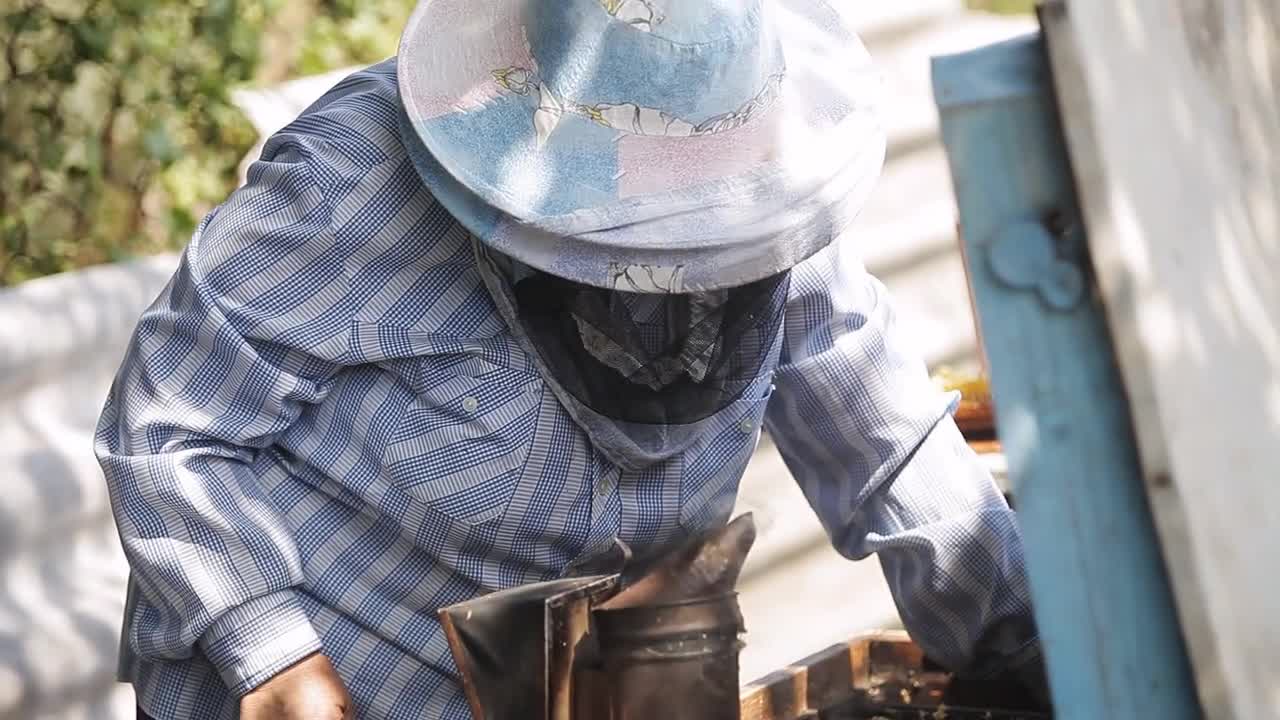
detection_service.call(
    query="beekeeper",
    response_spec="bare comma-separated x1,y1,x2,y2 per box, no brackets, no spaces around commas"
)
97,1,1046,718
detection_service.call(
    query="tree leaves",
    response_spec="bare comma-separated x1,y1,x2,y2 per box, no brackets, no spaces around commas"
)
0,0,268,285
1,0,417,286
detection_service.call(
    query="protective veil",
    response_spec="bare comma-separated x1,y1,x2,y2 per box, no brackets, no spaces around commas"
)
474,239,787,471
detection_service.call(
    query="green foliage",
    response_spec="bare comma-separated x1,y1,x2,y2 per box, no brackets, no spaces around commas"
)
965,0,1037,14
296,1,416,77
0,0,415,286
0,0,271,284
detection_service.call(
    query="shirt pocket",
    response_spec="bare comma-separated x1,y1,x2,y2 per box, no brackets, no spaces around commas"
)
678,384,775,533
383,354,544,527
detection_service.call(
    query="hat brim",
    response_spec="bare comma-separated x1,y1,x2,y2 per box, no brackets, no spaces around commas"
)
397,0,886,292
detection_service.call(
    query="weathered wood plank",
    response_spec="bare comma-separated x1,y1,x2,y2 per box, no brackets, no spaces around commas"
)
1041,2,1280,718
739,631,909,720
932,33,1202,719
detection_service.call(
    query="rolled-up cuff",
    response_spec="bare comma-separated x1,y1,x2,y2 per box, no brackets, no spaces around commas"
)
198,589,323,696
862,414,1034,671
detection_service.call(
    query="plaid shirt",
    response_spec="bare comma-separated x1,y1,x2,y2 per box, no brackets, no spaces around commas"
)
96,61,1032,720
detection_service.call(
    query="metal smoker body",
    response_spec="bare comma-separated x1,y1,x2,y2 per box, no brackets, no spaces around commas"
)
439,514,757,720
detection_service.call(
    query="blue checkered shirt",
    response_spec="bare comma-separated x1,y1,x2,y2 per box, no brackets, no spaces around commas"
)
96,61,1033,720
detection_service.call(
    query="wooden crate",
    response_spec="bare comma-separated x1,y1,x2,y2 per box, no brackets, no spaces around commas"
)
740,631,1048,720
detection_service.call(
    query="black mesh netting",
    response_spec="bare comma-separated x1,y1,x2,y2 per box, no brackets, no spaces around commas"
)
507,268,790,425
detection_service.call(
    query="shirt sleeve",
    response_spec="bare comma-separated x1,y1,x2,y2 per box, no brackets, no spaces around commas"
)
95,148,354,696
763,236,1035,671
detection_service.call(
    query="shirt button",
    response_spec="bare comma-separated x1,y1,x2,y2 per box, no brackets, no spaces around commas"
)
738,418,756,435
461,396,479,413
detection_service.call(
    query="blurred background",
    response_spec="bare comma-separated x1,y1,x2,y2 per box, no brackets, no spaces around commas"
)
0,1,1033,718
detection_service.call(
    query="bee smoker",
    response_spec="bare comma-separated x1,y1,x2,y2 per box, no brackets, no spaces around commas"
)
591,593,746,720
440,514,756,720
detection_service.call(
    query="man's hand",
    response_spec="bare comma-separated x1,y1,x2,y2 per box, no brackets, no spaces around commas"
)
240,653,354,720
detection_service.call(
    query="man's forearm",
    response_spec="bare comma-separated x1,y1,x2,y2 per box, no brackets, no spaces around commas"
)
859,413,1036,671
100,441,322,695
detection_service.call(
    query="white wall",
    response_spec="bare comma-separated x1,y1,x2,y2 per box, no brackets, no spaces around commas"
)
0,255,178,720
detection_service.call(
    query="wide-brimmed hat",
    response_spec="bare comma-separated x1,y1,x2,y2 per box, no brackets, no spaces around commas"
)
397,0,885,292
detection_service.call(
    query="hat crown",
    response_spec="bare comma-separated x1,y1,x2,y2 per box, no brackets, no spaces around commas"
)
525,0,783,126
589,0,759,42
399,0,885,292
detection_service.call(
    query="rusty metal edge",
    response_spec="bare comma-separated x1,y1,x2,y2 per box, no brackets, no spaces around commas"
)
548,576,620,720
438,608,488,720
